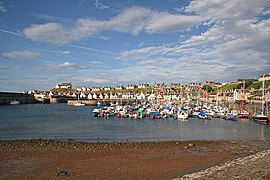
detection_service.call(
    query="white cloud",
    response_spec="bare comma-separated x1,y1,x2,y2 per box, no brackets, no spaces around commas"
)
62,50,71,55
90,60,104,64
0,1,7,12
186,0,269,21
94,0,109,10
23,6,204,44
2,50,39,59
39,61,87,74
0,28,22,36
144,11,204,34
115,0,270,83
23,23,73,45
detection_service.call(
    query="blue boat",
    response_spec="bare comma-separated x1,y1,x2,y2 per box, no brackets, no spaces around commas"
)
97,102,106,106
149,111,158,119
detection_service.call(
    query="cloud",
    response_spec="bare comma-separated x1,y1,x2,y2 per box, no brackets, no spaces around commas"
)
144,11,204,34
62,50,71,55
39,61,87,74
2,50,39,59
0,28,22,36
23,23,73,45
115,1,270,83
94,0,109,10
23,6,204,44
90,60,104,64
0,1,7,12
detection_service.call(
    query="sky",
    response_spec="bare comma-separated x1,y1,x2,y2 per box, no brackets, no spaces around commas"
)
0,0,270,92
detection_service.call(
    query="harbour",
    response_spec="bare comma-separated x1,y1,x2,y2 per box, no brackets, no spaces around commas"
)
0,103,269,142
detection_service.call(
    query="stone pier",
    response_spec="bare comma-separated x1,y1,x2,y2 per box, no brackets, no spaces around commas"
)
0,92,36,105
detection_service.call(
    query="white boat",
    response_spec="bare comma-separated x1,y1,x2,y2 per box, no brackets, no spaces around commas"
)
177,110,188,121
74,101,85,106
74,93,85,106
10,100,20,105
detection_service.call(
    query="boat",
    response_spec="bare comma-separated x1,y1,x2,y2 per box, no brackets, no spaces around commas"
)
92,108,101,117
97,101,106,106
74,101,85,106
149,111,158,119
198,111,208,119
177,110,188,121
252,74,269,124
252,110,269,123
225,113,238,121
10,100,20,105
74,93,85,106
238,110,250,118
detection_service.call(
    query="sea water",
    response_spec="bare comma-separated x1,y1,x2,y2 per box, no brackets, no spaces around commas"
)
0,103,269,142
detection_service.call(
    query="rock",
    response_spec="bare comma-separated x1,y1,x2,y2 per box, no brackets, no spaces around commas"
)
57,170,70,177
189,143,195,147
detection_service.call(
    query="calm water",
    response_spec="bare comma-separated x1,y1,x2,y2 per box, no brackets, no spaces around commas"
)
0,103,269,142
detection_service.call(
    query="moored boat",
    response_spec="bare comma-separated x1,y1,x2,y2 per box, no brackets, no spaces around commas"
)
238,110,250,118
74,101,85,106
10,100,20,105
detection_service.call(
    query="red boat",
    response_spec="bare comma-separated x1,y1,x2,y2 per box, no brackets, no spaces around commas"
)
238,110,250,118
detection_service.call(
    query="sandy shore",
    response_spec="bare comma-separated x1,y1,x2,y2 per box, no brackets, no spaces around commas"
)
0,139,269,179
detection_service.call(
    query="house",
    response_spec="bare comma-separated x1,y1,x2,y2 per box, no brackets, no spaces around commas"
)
138,83,149,89
126,84,137,90
92,87,102,92
115,85,124,90
188,82,202,88
104,86,113,91
55,82,72,89
204,81,222,87
153,82,165,88
258,73,270,82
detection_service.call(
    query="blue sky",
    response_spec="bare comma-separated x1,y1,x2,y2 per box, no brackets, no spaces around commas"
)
0,0,270,92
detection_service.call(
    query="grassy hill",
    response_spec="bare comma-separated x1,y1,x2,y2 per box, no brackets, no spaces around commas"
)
219,80,270,91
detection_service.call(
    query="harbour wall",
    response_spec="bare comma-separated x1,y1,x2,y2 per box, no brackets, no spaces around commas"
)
0,92,36,105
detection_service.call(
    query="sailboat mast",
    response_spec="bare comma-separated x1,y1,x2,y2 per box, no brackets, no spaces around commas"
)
262,74,265,110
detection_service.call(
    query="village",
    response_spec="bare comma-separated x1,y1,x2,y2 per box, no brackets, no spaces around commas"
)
25,73,269,107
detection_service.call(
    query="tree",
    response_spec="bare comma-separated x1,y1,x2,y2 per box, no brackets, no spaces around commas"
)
202,85,213,92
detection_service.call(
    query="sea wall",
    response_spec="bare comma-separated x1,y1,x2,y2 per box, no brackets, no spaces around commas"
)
0,92,36,105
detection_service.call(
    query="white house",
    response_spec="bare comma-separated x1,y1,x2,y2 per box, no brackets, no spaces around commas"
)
259,73,270,82
99,94,103,99
104,86,113,91
55,82,72,89
93,93,98,99
88,94,93,99
138,83,149,89
126,84,137,90
115,85,124,90
92,87,102,92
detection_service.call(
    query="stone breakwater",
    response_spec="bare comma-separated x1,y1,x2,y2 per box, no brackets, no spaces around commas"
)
178,149,270,179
